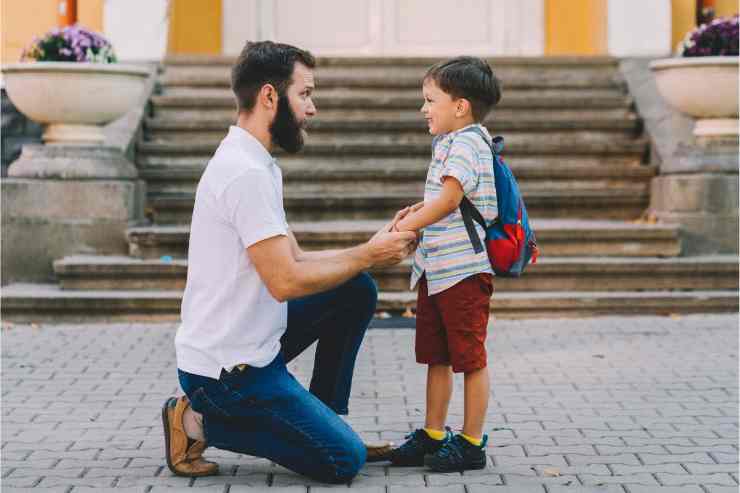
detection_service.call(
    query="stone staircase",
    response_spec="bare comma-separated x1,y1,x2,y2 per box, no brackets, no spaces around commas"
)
3,56,738,322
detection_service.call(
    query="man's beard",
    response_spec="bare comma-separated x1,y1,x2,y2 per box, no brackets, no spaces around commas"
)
269,94,305,154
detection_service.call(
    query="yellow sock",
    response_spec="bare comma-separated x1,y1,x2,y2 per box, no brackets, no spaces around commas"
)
460,433,482,446
424,427,447,440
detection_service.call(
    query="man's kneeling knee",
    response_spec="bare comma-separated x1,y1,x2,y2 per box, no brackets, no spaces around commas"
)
321,438,366,484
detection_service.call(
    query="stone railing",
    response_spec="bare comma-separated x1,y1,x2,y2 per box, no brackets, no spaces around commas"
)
620,58,738,255
1,87,42,176
1,63,160,284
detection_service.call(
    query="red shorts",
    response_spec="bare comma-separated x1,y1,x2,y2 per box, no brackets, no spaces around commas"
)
415,273,493,373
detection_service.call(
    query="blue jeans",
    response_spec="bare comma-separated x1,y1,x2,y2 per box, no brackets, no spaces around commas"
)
178,273,378,484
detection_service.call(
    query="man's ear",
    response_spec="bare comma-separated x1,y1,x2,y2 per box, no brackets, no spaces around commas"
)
259,84,278,110
455,98,472,118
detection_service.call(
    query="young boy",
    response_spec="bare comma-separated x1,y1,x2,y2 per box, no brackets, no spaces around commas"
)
388,56,501,472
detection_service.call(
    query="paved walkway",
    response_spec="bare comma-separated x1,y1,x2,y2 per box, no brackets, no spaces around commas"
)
2,314,738,492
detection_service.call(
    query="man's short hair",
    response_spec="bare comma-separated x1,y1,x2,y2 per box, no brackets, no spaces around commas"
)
231,41,316,113
424,56,502,122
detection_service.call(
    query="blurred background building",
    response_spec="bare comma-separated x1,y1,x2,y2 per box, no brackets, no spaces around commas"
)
1,0,738,321
2,0,739,62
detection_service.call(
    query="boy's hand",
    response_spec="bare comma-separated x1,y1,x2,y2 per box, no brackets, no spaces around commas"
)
383,206,411,234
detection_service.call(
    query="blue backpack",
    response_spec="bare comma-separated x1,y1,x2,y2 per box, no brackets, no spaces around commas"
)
456,127,539,277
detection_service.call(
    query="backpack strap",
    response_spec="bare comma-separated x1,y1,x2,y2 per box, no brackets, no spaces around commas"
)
460,196,487,253
455,127,502,254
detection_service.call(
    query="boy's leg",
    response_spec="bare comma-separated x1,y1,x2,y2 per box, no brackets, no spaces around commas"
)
389,276,452,467
283,272,377,414
178,355,366,484
425,364,453,431
463,366,490,439
423,273,492,472
436,273,493,436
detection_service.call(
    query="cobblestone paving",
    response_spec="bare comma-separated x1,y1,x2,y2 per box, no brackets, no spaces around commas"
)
2,314,738,492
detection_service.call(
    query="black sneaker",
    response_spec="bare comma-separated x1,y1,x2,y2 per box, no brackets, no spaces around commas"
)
389,428,452,466
424,434,488,472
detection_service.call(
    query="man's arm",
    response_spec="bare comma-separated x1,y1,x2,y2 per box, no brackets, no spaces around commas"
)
287,205,414,262
249,219,417,302
287,230,344,261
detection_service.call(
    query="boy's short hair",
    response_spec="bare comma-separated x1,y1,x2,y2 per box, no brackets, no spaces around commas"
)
424,56,501,122
231,40,316,113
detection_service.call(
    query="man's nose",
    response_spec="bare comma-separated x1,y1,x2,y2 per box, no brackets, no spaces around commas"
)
307,99,317,116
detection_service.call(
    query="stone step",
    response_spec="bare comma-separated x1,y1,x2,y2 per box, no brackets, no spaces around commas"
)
377,290,740,319
2,283,736,322
160,65,624,90
146,188,649,223
51,255,738,293
164,55,623,68
138,156,655,197
148,179,651,198
137,134,649,158
127,220,681,259
151,88,633,113
145,114,641,141
138,156,651,183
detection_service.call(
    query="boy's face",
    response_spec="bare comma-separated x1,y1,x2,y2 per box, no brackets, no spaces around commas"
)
421,79,459,136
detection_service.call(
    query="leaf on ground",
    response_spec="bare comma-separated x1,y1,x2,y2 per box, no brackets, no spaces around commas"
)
543,467,561,477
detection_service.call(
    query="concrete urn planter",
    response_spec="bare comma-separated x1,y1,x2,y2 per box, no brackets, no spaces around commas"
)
1,62,149,145
650,56,739,137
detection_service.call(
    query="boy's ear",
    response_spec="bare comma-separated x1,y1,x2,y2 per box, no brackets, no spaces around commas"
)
455,98,472,118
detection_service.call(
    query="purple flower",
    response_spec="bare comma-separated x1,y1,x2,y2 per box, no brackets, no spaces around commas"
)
20,23,117,63
680,15,739,57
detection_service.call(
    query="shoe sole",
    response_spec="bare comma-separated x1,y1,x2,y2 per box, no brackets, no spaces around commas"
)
389,458,426,467
161,397,216,478
424,455,487,472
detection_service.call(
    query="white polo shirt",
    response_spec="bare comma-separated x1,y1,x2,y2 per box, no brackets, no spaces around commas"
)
175,125,289,379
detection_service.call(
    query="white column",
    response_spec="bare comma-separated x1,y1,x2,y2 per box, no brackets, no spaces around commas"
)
223,0,260,55
103,0,169,62
608,0,672,57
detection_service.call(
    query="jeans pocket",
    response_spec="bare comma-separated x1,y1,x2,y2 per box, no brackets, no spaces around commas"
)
191,386,234,419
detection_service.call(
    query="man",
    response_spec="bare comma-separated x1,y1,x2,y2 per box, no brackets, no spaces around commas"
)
161,41,418,484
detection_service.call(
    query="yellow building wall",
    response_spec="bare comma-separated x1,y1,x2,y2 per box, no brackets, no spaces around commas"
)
671,0,697,50
78,0,104,32
545,0,608,55
167,0,222,55
715,0,739,17
2,0,58,63
2,0,103,64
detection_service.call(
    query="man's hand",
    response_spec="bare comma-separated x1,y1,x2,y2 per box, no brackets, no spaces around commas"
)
366,207,419,268
366,229,418,268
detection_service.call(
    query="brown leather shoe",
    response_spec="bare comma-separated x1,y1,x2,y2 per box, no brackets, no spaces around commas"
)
162,396,219,477
365,440,393,462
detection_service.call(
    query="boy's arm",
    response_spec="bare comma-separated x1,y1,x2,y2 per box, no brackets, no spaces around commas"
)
394,178,464,232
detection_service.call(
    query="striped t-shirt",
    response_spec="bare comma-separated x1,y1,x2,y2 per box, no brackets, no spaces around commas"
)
410,123,498,295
